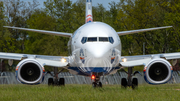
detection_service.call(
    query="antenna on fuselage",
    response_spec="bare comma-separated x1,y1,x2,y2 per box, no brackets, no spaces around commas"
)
85,0,93,23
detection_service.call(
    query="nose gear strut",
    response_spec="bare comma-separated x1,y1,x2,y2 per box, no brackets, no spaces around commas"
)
91,72,103,88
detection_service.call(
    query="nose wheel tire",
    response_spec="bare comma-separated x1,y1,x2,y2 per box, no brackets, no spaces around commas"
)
92,82,102,88
99,82,102,87
121,78,127,88
92,82,97,88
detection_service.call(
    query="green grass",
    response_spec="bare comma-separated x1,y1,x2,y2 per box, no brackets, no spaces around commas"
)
0,84,180,101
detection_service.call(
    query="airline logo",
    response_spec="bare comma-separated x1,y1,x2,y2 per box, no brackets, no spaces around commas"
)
86,14,93,23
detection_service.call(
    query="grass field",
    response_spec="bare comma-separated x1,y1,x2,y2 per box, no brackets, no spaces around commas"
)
0,84,180,101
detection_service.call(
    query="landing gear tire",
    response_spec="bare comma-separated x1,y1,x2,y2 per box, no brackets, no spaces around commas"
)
98,82,102,87
59,78,65,86
132,78,138,89
121,78,127,88
92,82,97,88
48,78,54,86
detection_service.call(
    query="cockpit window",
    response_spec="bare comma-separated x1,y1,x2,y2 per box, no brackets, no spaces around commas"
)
99,37,108,42
87,37,97,42
81,37,114,44
108,37,114,44
81,37,87,44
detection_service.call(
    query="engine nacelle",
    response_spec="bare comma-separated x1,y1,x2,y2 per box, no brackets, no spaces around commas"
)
16,59,45,85
143,58,173,84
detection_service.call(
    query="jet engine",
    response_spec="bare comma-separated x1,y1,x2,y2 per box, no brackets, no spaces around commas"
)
16,59,45,85
143,58,173,84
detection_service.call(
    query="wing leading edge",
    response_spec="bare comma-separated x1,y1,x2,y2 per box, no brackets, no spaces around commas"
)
120,52,180,67
3,26,72,37
0,52,69,67
117,26,172,36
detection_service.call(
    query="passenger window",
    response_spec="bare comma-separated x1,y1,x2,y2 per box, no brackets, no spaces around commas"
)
99,37,108,42
87,37,97,42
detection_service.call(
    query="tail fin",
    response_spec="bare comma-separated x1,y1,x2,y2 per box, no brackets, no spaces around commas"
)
86,0,93,23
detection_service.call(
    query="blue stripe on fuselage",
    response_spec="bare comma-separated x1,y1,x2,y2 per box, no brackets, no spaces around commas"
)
68,67,120,76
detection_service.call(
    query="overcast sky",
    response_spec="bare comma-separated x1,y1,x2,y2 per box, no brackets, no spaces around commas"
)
22,0,120,9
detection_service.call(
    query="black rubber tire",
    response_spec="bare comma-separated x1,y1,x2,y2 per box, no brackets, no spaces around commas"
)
92,82,97,88
132,78,138,89
121,78,127,88
59,78,65,86
99,82,102,87
48,78,54,86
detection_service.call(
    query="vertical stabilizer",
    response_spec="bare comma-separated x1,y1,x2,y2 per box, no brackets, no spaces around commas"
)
86,0,93,23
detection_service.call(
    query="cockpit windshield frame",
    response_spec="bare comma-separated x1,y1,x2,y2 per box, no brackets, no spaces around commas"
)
81,37,114,44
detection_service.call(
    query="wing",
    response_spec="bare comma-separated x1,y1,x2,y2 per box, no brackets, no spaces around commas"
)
3,26,72,37
120,52,180,67
0,52,69,67
117,26,172,36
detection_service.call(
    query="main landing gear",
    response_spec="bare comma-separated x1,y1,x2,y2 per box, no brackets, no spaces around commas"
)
91,75,102,88
47,67,65,86
121,67,141,89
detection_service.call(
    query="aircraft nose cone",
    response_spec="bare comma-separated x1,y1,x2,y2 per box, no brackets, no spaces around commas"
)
86,43,110,58
92,49,105,58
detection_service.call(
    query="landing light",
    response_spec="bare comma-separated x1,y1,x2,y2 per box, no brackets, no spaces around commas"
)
122,58,127,62
91,75,95,79
61,58,66,63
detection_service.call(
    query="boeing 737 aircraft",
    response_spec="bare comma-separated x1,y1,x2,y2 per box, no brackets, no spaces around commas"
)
2,0,178,88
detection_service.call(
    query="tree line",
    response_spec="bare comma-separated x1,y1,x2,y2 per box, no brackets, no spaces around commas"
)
0,0,180,71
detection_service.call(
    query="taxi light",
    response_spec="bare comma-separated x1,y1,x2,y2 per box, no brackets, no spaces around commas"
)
61,58,66,62
122,58,127,62
91,75,95,79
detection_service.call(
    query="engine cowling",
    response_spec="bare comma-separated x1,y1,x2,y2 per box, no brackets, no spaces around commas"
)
16,59,45,85
143,58,173,84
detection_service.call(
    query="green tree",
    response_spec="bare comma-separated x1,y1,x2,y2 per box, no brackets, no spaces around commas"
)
4,0,39,53
115,0,174,56
24,9,68,55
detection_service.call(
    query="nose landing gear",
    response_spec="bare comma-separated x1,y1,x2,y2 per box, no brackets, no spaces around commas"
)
91,75,102,88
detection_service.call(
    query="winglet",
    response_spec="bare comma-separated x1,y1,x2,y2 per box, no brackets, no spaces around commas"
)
86,0,93,23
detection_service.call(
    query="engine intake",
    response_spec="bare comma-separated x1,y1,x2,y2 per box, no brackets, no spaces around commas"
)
16,59,45,84
144,58,172,84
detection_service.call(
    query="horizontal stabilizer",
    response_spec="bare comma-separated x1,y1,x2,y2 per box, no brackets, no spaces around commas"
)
4,26,72,37
117,26,172,36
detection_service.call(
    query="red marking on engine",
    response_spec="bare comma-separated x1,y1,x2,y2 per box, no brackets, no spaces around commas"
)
170,66,173,70
143,67,147,72
42,67,45,72
16,66,19,71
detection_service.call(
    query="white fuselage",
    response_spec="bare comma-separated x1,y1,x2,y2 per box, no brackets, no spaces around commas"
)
68,22,122,76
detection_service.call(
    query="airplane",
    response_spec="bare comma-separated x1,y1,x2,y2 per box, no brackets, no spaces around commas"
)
2,0,178,88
